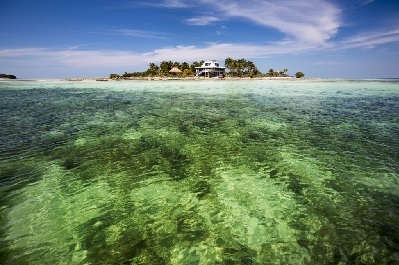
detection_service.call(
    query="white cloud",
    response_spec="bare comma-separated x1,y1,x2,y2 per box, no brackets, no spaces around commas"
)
163,0,189,8
0,48,142,68
185,16,220,26
81,28,168,39
119,0,191,9
167,0,341,45
315,60,344,66
199,0,341,45
337,29,399,49
216,26,227,35
136,0,192,8
358,0,374,7
113,29,167,39
0,41,315,72
125,0,341,44
1,29,398,70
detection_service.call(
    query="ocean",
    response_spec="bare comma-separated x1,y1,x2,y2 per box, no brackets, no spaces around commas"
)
1,79,398,264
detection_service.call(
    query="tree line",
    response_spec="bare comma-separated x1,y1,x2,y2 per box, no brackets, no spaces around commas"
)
0,74,17,79
110,61,203,79
223,58,261,77
109,58,304,79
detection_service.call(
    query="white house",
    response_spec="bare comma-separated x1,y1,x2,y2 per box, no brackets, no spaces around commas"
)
195,60,225,77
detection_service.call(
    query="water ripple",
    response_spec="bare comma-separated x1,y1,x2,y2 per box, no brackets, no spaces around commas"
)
1,80,399,264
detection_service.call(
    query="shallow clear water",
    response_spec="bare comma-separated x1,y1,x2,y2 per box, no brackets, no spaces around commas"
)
1,79,399,264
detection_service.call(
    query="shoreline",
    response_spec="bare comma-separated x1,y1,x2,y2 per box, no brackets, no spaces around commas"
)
64,77,394,82
3,77,397,82
64,76,311,82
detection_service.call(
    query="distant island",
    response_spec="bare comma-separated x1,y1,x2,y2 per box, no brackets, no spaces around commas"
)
109,58,305,80
0,74,17,79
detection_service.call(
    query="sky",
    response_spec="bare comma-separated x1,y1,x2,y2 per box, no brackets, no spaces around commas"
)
1,0,399,79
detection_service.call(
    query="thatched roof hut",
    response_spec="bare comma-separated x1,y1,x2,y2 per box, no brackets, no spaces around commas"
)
169,67,182,74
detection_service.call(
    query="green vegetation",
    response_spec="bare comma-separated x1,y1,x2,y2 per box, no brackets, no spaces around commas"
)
0,74,17,79
109,59,303,79
109,61,203,79
295,71,305,78
264,68,289,77
224,57,260,77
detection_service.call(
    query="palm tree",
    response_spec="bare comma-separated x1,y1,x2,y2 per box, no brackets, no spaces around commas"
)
247,61,258,77
225,57,233,68
190,61,204,76
236,58,246,77
182,68,194,77
148,63,159,76
225,57,236,76
173,61,181,69
224,57,262,77
181,62,190,71
160,61,173,76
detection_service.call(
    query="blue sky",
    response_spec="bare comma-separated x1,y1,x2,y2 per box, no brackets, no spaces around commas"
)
1,0,399,78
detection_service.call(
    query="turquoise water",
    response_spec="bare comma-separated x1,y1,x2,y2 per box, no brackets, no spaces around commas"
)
1,79,398,264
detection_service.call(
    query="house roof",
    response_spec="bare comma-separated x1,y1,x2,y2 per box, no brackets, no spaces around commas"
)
196,60,225,69
169,67,182,73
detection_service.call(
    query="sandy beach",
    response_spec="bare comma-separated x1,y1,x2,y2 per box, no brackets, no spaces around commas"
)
65,76,302,82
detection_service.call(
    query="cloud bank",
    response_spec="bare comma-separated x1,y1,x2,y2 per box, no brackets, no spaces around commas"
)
2,27,398,71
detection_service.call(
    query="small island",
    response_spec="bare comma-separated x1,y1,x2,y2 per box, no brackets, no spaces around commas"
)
109,58,305,80
0,74,17,79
